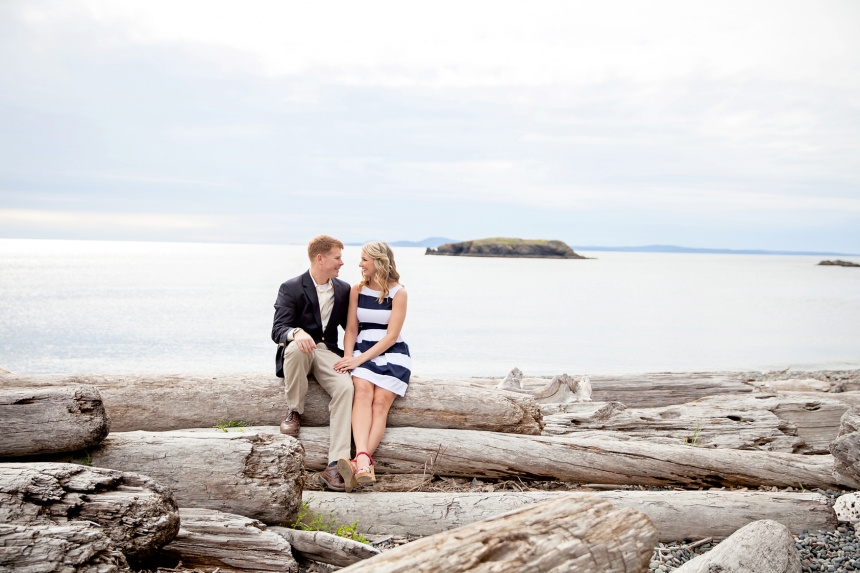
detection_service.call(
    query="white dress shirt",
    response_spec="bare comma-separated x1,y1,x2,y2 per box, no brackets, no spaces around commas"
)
287,275,333,341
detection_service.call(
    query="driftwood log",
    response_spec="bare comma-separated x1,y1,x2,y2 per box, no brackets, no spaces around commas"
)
299,426,860,488
0,522,131,573
674,519,801,573
304,490,835,541
88,429,305,524
452,371,755,407
540,392,860,454
0,374,543,435
269,526,380,567
0,386,110,458
161,508,298,573
829,406,860,484
339,494,657,573
0,462,179,560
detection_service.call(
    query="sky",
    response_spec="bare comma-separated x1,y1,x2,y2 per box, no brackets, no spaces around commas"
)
1,0,859,251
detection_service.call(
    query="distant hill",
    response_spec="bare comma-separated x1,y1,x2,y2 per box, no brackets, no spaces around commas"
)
389,237,460,248
573,245,858,256
427,238,588,259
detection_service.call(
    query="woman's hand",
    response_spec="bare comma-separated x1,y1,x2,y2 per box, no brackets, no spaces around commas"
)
334,355,365,374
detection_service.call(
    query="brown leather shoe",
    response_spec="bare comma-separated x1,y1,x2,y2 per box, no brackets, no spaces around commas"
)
279,410,300,436
319,465,346,492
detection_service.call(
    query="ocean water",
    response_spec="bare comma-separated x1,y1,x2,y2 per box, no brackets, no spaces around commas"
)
1,238,858,376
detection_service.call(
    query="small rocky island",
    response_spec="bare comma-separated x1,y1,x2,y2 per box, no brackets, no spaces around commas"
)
818,260,860,267
425,237,588,259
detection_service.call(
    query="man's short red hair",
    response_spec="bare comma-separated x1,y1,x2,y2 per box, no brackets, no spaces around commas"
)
308,235,344,261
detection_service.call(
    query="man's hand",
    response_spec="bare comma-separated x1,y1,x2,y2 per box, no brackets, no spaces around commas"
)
294,330,317,354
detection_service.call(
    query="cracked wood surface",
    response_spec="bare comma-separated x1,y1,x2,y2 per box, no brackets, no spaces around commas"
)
338,494,658,573
0,462,179,561
0,374,543,434
297,426,860,488
303,490,835,541
0,522,131,573
89,429,305,524
0,386,110,458
161,508,298,573
674,519,801,573
269,526,380,567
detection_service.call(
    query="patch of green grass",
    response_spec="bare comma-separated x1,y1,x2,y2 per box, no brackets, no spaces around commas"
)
214,420,249,433
70,449,92,466
685,420,702,446
290,500,370,544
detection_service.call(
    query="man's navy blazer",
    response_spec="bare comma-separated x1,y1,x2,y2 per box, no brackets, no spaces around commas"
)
271,270,351,378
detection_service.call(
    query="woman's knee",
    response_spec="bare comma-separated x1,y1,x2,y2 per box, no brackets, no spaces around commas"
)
353,379,374,402
371,396,393,419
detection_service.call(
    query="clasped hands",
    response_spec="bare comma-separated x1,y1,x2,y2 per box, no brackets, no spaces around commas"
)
334,355,364,374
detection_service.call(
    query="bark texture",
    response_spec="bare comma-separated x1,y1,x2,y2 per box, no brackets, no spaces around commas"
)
269,527,380,567
0,462,179,560
338,495,657,573
0,522,130,573
673,519,801,573
161,508,297,573
0,386,110,458
829,406,860,483
89,429,305,524
304,490,835,541
0,374,543,435
298,426,860,488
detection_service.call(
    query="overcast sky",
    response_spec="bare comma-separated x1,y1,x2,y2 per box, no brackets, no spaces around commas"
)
1,0,859,250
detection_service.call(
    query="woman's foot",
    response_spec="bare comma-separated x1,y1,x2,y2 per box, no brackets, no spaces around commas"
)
354,452,376,485
337,457,358,493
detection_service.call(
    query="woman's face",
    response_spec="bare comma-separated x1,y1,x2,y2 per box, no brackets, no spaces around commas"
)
359,251,375,279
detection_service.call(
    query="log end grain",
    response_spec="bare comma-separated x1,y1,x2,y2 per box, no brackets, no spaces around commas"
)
0,386,111,458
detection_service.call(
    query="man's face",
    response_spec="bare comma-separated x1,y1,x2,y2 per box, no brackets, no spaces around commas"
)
316,247,344,280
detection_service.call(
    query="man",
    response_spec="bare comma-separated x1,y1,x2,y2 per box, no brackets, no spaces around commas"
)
272,235,354,491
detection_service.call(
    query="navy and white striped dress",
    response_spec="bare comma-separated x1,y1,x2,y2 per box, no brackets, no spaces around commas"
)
351,284,411,396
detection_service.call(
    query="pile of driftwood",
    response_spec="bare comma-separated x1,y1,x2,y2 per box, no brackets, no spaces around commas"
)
2,368,860,572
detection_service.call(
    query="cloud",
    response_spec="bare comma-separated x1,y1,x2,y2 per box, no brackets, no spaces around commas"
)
0,209,223,230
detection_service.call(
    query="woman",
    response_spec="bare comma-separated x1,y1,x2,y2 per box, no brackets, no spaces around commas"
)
333,241,410,492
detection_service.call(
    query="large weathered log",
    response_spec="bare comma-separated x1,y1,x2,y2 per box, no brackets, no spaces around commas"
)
829,406,860,483
0,462,179,560
269,526,380,567
541,392,860,454
674,519,801,573
161,508,298,573
88,429,305,524
0,374,543,435
304,490,835,541
0,522,131,573
298,426,860,488
0,386,110,458
338,494,657,573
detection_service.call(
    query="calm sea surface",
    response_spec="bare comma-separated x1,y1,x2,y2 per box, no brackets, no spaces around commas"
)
1,238,858,376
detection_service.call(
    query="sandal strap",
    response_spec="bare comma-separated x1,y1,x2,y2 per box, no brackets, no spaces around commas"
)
355,451,375,466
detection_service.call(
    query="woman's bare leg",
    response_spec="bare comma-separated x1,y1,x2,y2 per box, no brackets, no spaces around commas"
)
351,377,375,469
364,386,397,465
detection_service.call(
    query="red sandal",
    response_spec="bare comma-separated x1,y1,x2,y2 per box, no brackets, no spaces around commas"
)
354,451,376,485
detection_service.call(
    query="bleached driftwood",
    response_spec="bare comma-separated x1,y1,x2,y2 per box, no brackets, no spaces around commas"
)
0,462,179,560
304,490,835,541
161,508,298,573
0,522,131,573
338,495,657,573
0,374,543,435
269,527,380,567
541,392,860,454
496,368,592,403
89,429,305,524
0,386,110,458
829,406,860,484
298,426,860,488
674,519,801,573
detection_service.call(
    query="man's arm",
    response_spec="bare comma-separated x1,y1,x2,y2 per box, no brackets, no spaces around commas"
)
272,283,298,345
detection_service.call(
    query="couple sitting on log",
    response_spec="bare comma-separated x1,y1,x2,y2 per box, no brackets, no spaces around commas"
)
272,235,411,492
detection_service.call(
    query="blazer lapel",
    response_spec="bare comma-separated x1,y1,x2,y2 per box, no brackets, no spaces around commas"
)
302,271,322,331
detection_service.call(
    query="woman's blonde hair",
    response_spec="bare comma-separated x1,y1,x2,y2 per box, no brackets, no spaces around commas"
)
360,241,401,303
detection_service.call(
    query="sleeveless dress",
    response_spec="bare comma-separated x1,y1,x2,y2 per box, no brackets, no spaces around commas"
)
351,284,411,396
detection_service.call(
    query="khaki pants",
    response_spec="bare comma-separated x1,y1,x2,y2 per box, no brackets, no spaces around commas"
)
282,342,354,463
